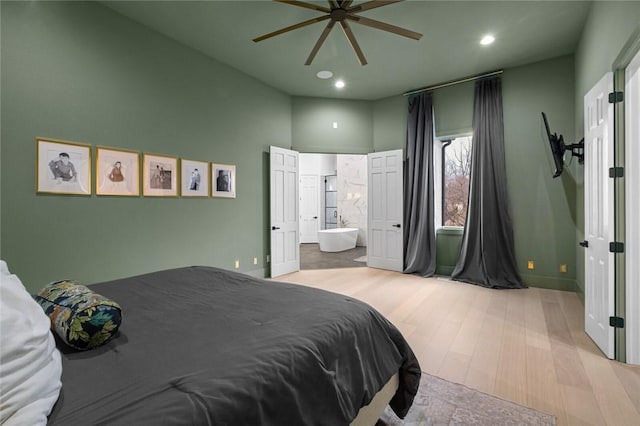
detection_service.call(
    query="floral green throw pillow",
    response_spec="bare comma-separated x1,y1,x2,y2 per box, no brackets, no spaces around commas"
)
34,280,122,351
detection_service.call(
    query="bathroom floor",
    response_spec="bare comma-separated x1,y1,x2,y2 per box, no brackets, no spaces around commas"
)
300,244,367,270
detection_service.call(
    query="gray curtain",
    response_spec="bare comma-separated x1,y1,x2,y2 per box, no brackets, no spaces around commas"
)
451,78,525,289
403,92,436,276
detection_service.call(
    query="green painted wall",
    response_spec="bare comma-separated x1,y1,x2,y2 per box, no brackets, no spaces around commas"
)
573,1,640,296
1,1,291,293
371,55,578,290
503,56,577,291
435,227,463,276
6,2,636,296
291,97,372,154
372,95,406,152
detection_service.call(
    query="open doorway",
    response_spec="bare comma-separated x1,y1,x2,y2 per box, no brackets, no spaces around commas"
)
299,153,368,270
299,244,366,269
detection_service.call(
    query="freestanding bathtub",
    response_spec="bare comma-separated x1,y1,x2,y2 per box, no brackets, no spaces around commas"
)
318,227,359,252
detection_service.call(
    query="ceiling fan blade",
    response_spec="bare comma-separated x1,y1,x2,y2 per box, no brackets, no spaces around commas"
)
253,15,330,42
339,21,367,65
346,0,402,13
346,15,422,40
275,0,330,13
339,0,354,7
305,20,337,66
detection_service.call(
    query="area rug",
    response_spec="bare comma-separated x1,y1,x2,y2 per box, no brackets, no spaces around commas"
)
378,372,556,426
353,255,367,262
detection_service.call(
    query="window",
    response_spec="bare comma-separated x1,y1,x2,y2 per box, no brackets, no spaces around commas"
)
442,135,472,226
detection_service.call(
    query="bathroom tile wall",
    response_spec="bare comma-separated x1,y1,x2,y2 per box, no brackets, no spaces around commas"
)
337,155,368,246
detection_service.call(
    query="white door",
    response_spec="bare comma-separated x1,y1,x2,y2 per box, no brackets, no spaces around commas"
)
367,149,403,272
584,72,615,359
270,146,300,277
300,174,320,243
626,48,640,365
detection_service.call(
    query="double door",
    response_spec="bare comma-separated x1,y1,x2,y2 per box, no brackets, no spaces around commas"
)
270,147,404,277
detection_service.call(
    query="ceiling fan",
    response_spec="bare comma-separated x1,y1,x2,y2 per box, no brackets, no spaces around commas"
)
253,0,423,66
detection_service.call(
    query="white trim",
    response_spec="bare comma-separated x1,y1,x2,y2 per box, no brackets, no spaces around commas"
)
625,48,640,365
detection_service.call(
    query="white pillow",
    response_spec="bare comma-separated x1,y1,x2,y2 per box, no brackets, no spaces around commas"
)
0,260,62,426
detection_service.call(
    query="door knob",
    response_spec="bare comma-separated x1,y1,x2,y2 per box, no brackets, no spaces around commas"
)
271,226,280,230
393,224,401,228
579,240,589,247
313,216,318,219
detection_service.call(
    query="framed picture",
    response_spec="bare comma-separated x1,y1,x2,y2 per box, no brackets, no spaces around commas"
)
143,153,178,197
95,146,140,196
36,138,91,195
212,163,236,198
181,159,210,197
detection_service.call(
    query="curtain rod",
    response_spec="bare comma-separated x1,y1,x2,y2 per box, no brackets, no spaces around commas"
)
402,70,503,97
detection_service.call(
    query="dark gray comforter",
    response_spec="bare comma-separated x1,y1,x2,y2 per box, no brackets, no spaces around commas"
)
48,266,421,425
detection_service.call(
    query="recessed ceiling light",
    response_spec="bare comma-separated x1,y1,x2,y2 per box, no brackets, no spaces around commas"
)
335,80,345,89
480,35,495,46
316,70,333,79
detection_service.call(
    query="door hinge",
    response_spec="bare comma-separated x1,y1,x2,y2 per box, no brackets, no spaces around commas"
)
609,316,625,328
609,167,624,178
608,91,623,103
609,242,624,253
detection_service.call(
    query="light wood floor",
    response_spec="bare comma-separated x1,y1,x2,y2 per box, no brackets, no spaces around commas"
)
276,267,640,426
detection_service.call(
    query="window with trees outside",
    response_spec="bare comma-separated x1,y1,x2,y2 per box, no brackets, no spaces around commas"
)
442,135,472,226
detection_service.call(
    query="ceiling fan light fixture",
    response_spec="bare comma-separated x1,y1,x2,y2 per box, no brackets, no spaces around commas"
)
254,0,423,66
480,34,495,46
317,70,334,79
335,80,345,89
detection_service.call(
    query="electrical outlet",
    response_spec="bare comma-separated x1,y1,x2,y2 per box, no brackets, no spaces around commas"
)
234,260,240,269
253,257,258,265
527,260,535,270
560,264,568,273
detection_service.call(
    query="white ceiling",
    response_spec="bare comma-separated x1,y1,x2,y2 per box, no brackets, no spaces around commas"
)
103,0,592,100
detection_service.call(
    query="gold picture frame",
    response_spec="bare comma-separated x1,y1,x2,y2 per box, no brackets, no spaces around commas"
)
143,153,179,197
211,163,236,198
181,159,210,197
36,137,91,195
95,146,140,196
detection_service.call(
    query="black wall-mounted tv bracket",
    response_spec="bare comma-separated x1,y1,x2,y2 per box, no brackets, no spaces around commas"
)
562,137,584,164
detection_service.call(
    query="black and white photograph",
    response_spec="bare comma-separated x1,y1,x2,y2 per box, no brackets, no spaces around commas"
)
181,159,209,197
96,147,140,196
212,163,236,198
36,138,91,195
143,153,178,197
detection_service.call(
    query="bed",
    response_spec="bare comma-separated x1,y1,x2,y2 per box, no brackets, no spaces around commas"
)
37,266,421,425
